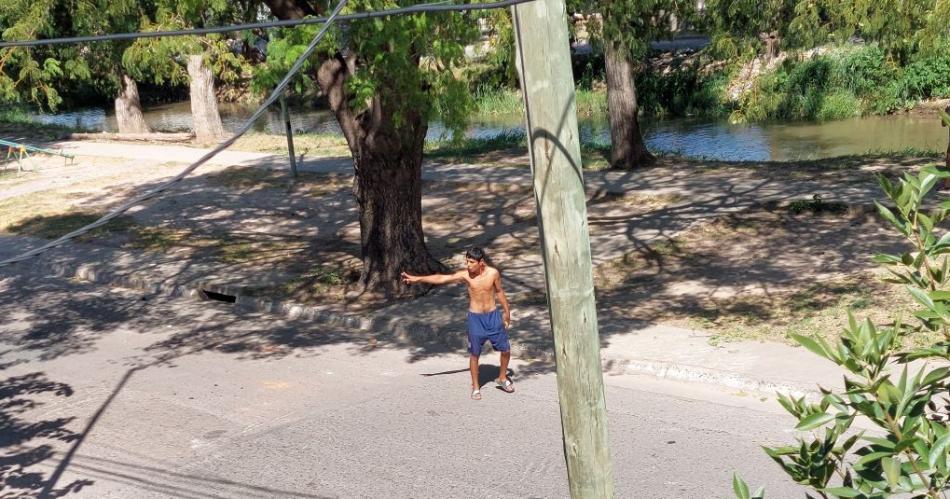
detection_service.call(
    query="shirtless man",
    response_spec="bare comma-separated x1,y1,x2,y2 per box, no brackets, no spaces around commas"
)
401,247,513,400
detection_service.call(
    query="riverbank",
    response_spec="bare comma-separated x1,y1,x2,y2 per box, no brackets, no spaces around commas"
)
473,45,950,123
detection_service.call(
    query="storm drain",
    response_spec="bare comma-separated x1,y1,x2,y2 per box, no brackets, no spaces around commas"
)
199,289,236,303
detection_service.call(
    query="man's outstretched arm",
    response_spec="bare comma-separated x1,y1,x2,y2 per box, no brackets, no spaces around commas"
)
401,270,465,286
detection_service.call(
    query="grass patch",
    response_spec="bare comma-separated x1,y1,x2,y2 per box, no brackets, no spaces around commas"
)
473,89,524,116
0,109,82,142
784,195,849,215
127,226,195,252
589,191,684,211
205,165,290,190
426,132,525,159
241,263,361,302
581,143,611,170
229,131,350,157
3,207,308,266
206,166,350,196
471,88,606,117
593,207,944,346
575,88,608,116
426,133,613,170
859,147,942,158
8,212,138,240
695,275,941,347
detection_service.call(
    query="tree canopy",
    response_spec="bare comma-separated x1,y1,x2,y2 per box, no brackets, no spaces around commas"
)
568,0,694,57
705,0,950,61
258,0,479,140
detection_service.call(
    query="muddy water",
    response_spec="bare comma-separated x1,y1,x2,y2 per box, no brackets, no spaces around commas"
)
29,101,949,162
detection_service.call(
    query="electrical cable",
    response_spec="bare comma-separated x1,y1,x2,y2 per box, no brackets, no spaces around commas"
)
0,0,533,48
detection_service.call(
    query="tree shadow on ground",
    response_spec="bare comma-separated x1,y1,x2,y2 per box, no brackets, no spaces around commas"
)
0,149,937,496
0,151,928,365
0,367,92,498
0,267,382,497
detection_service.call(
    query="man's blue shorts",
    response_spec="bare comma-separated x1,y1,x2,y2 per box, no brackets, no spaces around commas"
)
467,309,510,357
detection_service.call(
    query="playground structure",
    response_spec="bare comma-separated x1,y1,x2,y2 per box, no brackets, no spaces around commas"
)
0,138,75,173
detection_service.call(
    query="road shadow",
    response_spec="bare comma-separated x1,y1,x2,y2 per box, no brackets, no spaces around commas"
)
0,367,93,498
419,364,515,389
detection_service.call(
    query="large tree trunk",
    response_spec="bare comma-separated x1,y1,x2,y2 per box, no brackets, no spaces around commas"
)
187,55,225,143
604,42,654,170
759,31,781,61
266,3,445,296
114,74,150,134
319,55,446,296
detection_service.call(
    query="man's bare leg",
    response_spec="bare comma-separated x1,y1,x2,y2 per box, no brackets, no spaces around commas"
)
469,354,480,390
498,351,511,382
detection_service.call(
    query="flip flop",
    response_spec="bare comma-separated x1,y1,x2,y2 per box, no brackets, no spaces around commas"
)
471,389,481,400
495,378,515,393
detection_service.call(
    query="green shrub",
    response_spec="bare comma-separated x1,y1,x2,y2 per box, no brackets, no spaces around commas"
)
472,88,523,115
816,90,860,121
835,46,898,96
0,108,33,124
735,168,950,498
728,44,950,122
636,60,734,118
900,54,950,100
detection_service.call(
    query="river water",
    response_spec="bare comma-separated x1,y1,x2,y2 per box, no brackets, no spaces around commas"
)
28,100,948,162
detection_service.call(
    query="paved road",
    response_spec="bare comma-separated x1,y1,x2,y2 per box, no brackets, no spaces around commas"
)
0,267,807,498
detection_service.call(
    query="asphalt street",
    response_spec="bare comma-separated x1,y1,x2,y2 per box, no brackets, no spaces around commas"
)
0,267,807,498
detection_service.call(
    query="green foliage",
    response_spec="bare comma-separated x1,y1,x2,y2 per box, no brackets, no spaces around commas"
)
0,0,257,110
258,1,480,140
728,45,950,122
0,0,186,110
900,53,950,101
837,46,899,96
570,0,695,59
636,60,733,118
732,56,835,122
471,88,522,116
815,90,860,121
703,0,797,58
736,167,950,498
0,0,82,109
464,10,518,93
124,1,254,90
706,0,944,62
787,194,847,215
918,0,950,55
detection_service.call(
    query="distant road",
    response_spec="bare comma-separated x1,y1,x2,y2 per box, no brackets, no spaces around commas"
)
571,33,711,55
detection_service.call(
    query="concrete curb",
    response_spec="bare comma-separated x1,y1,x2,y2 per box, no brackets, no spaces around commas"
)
45,258,820,400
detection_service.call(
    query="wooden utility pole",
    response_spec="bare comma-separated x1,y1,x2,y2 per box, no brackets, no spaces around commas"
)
511,1,614,497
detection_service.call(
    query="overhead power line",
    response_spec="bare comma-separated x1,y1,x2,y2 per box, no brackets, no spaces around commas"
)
0,0,534,48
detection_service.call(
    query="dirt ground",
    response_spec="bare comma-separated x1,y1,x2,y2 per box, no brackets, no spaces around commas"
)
0,145,937,344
